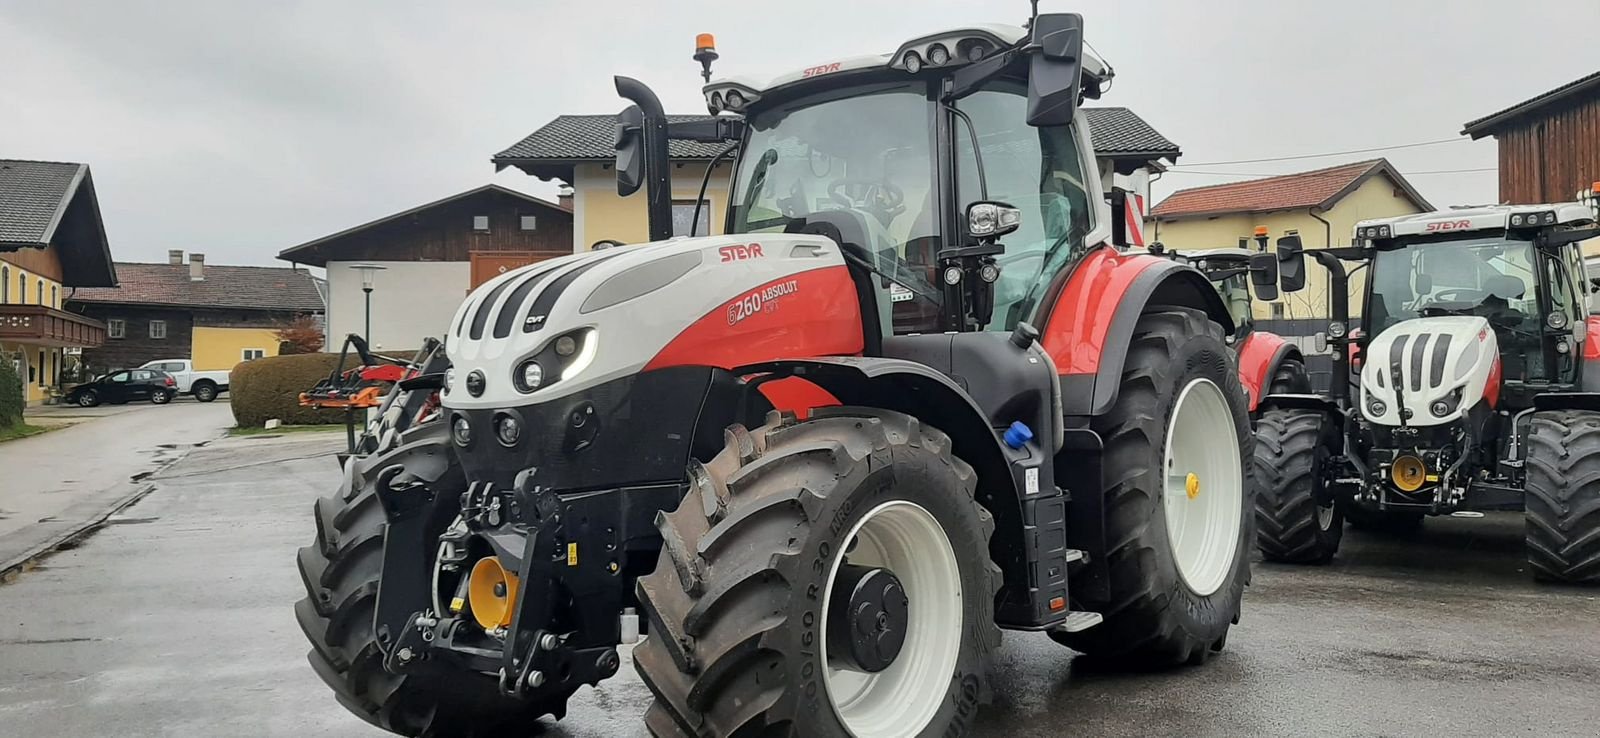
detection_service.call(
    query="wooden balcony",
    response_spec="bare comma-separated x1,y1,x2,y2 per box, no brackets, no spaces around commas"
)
0,304,106,348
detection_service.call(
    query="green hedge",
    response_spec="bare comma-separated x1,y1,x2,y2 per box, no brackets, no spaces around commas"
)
229,352,350,428
0,357,22,429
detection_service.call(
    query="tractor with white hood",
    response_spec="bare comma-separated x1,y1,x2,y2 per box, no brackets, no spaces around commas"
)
1256,194,1600,583
295,12,1256,737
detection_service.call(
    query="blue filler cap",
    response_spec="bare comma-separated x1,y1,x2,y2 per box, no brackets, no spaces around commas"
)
1003,421,1034,449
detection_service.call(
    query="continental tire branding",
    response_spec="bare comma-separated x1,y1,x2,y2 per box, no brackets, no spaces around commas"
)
945,673,982,738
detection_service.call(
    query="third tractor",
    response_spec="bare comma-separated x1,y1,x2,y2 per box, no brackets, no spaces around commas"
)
1255,196,1600,582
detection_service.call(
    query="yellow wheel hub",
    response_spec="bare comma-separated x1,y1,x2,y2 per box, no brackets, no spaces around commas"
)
468,557,520,630
1185,472,1200,500
1391,455,1427,492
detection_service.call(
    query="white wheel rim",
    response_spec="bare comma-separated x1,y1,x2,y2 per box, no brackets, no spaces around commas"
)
1316,503,1335,530
820,501,961,737
1163,378,1243,597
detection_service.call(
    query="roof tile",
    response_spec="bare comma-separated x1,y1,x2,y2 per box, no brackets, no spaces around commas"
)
0,159,84,244
492,108,1179,163
1151,159,1388,218
69,262,325,313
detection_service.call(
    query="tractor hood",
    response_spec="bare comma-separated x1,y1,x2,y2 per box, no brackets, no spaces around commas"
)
1360,316,1498,427
441,233,860,410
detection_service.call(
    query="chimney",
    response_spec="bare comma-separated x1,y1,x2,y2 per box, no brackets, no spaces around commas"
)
168,249,184,265
558,185,574,210
189,253,206,281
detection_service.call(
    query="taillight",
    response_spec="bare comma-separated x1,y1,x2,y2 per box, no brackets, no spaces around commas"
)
166,377,176,386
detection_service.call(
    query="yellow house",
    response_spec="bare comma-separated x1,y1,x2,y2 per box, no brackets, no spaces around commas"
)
493,109,1185,252
1,159,117,406
1148,159,1432,323
67,252,325,376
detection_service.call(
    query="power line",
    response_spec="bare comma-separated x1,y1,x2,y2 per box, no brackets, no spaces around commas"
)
1178,137,1468,167
1165,166,1496,177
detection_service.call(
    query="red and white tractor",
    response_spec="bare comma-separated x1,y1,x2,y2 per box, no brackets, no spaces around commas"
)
296,13,1255,737
1254,197,1600,580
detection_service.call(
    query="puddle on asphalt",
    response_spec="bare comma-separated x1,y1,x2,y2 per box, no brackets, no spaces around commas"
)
0,637,102,645
130,471,153,482
105,516,159,526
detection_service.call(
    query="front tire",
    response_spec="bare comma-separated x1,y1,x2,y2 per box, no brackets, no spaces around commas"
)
77,390,99,408
1524,410,1600,584
634,409,1001,737
1253,408,1342,563
1051,309,1252,667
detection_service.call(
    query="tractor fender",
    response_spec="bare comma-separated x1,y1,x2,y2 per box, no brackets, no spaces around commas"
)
1237,332,1301,412
1532,392,1600,412
1040,249,1234,416
735,356,1027,594
1581,316,1600,393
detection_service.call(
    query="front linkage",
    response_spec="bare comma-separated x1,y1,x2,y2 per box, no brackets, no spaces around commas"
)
374,464,679,705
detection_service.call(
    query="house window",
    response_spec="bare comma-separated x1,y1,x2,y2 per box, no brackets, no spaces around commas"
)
37,279,44,304
108,319,126,339
520,215,537,231
51,286,57,308
38,351,46,387
242,348,266,361
16,271,24,303
1,266,8,302
472,215,490,231
149,320,167,339
671,200,711,238
1271,302,1286,320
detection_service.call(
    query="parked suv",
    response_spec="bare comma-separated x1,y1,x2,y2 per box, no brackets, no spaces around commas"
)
139,359,230,402
65,369,177,407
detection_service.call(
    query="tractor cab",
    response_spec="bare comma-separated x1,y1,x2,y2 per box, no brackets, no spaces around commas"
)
619,18,1118,339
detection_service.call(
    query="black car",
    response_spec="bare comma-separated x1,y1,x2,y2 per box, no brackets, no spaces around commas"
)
66,369,177,407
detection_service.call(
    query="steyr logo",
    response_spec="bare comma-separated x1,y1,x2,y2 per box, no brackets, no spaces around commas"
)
802,62,842,78
1424,220,1472,232
718,243,764,262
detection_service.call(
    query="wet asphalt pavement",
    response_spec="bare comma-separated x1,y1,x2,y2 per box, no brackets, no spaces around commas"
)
1,433,1598,737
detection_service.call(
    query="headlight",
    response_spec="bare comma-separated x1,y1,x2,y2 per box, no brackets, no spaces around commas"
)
1367,398,1387,416
445,367,456,392
494,413,521,447
452,416,473,447
1430,400,1452,417
1557,339,1571,354
927,43,950,66
1328,321,1347,339
1548,311,1570,330
903,50,923,74
516,360,544,393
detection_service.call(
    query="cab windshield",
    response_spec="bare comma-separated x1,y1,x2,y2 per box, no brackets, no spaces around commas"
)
728,82,943,325
1368,235,1539,333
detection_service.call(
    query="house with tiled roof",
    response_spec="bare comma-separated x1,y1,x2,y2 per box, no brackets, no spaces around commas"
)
2,159,117,406
493,107,1182,251
1149,158,1431,322
67,251,325,375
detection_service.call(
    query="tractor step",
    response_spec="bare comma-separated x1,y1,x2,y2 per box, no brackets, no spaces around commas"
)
1051,610,1103,633
1063,548,1086,564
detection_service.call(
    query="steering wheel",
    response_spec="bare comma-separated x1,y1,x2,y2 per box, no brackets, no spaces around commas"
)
1430,287,1490,303
828,179,905,224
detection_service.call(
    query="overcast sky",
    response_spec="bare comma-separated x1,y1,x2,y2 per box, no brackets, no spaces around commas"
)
4,0,1597,267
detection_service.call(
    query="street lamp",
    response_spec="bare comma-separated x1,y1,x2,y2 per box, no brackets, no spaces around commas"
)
349,264,387,344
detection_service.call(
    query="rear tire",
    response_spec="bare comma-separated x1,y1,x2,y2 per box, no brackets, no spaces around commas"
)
1268,357,1311,395
1253,409,1343,564
1524,410,1600,584
193,381,218,402
294,423,574,735
634,409,1001,737
1050,309,1251,668
151,390,172,405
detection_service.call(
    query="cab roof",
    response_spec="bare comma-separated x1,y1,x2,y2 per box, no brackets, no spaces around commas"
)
701,23,1110,114
1356,202,1598,238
